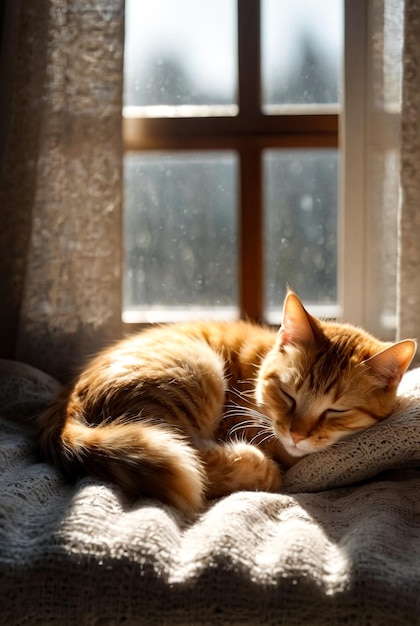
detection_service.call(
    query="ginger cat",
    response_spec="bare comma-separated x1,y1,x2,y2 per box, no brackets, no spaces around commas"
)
36,291,416,513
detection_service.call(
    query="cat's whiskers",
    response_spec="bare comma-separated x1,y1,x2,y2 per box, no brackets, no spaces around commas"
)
249,431,276,447
224,403,272,427
228,384,256,401
227,419,274,445
224,405,268,419
227,419,263,435
223,399,274,444
228,377,279,447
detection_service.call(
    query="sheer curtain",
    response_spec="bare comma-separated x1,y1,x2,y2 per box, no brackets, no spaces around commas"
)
0,0,419,381
0,0,124,381
398,0,420,344
363,0,420,348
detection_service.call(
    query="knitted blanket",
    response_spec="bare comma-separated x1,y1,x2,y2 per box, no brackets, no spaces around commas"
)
1,359,420,625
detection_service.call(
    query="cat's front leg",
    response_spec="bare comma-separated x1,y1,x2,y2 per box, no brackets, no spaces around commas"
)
198,441,282,501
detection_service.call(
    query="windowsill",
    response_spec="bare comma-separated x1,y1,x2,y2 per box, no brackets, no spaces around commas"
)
262,103,341,116
122,306,240,324
123,105,239,119
122,303,341,325
123,103,340,120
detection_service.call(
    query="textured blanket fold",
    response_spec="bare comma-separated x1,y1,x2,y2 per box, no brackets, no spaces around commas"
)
1,360,420,625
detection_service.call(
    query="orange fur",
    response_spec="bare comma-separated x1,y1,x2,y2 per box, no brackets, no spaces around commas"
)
36,291,416,513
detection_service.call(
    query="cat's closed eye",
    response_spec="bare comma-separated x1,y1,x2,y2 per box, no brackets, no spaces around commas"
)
327,408,350,415
279,388,296,408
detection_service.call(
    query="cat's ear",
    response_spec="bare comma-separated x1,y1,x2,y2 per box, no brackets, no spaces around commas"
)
278,291,317,347
363,339,417,388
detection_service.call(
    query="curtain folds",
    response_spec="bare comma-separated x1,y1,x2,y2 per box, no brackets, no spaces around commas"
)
0,0,124,380
397,0,420,344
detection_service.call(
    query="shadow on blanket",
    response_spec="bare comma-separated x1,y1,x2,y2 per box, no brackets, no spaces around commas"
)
1,359,420,625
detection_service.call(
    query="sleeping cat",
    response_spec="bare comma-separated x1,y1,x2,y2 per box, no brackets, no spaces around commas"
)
36,291,416,513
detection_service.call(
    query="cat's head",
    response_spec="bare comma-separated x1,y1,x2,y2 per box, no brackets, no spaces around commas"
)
256,291,416,459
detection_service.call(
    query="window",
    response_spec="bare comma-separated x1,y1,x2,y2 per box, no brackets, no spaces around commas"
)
123,0,342,325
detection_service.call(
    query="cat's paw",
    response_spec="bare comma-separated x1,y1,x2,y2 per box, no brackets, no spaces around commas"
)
228,442,283,493
201,441,282,500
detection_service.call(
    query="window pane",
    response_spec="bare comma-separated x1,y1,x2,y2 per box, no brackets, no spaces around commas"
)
124,0,237,111
262,0,343,107
123,152,238,322
264,150,338,321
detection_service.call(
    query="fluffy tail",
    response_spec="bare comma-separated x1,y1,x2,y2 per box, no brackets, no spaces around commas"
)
36,394,206,514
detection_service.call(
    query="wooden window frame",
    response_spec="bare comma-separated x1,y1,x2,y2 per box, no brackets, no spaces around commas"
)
123,0,339,327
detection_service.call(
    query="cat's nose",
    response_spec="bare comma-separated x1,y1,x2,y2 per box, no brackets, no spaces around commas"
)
291,432,306,445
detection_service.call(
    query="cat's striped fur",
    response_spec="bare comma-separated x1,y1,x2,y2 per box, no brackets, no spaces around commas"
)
37,292,416,513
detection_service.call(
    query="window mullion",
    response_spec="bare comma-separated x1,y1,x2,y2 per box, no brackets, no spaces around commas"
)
122,115,338,150
238,0,261,118
239,142,263,321
238,0,263,320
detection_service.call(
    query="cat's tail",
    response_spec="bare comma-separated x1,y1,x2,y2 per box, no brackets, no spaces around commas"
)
36,394,206,514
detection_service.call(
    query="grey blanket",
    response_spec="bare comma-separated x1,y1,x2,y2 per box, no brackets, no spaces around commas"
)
1,359,420,625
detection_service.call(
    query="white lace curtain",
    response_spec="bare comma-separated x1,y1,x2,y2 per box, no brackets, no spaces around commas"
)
398,0,420,342
0,0,124,380
0,0,419,381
